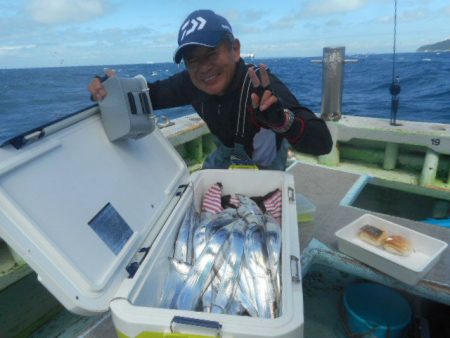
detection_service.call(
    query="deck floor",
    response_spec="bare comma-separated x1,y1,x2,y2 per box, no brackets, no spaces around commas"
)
287,162,450,290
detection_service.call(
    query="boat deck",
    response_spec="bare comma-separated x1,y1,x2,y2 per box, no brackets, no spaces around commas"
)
30,162,450,337
288,162,450,300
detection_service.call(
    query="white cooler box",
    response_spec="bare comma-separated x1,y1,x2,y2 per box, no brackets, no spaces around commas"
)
0,113,303,338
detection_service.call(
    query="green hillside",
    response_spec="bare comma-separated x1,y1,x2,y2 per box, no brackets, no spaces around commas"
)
417,39,450,52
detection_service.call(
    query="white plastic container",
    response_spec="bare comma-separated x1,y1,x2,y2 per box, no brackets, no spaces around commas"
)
335,214,448,285
0,113,304,337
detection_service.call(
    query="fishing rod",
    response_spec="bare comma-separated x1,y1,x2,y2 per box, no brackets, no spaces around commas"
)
390,0,401,126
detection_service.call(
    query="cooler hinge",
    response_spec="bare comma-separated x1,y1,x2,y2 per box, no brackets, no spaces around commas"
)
125,183,190,279
175,184,189,197
126,247,150,278
126,184,189,278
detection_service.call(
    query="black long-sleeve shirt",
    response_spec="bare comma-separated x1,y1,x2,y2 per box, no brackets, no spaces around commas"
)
147,59,332,158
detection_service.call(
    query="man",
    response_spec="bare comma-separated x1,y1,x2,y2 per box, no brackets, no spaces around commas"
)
89,9,332,170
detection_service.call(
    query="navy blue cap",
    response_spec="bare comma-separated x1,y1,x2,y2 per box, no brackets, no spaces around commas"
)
173,9,233,64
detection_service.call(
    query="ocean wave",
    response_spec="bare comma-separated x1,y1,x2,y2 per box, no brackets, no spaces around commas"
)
1,53,449,144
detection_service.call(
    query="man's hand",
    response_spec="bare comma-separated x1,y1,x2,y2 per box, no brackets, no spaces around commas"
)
248,64,284,127
87,69,116,101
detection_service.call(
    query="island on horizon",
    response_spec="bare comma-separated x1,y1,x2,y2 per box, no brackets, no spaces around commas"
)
417,38,450,52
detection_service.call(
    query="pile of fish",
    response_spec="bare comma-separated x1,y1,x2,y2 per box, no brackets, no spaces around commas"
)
159,191,282,319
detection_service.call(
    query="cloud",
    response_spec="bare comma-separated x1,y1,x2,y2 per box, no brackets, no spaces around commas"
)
266,0,370,31
401,8,430,21
270,15,298,30
27,0,107,24
242,9,267,21
445,5,450,15
325,19,342,27
222,9,268,35
302,0,368,17
0,44,36,55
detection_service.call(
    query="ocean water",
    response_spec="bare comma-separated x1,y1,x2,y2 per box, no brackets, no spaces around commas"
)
1,52,449,145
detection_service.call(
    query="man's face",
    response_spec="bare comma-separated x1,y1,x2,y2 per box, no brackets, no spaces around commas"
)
184,39,241,95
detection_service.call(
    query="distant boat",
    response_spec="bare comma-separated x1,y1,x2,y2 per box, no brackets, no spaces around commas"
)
241,52,255,59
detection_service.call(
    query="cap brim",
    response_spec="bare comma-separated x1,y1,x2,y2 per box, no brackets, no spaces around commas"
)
173,31,225,64
173,42,215,64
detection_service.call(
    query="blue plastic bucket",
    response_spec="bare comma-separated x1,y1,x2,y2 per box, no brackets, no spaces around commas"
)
422,217,450,228
343,283,412,338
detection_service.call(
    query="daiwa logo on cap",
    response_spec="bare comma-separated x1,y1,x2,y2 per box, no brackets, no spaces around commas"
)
173,9,234,64
180,16,207,42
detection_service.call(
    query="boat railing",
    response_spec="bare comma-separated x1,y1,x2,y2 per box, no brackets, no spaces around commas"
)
158,111,449,190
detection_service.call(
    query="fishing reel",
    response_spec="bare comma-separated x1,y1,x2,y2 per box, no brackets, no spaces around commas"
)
390,76,401,126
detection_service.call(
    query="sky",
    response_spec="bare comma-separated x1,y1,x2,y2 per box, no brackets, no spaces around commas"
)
0,0,449,69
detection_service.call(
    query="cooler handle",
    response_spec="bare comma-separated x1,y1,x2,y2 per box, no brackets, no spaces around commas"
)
290,255,301,283
170,316,222,337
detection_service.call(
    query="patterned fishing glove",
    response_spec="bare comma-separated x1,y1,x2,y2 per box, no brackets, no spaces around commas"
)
253,85,295,133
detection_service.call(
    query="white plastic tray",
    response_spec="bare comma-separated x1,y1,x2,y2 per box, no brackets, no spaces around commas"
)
335,214,448,285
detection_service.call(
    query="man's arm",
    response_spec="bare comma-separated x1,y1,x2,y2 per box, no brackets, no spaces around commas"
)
147,71,194,110
248,65,332,156
270,74,332,155
88,69,194,111
279,108,333,155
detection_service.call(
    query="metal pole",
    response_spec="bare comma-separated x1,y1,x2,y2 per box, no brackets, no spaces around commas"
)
389,0,401,126
321,47,345,121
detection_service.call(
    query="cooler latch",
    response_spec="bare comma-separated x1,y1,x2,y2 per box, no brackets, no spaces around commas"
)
126,247,149,278
288,187,295,203
290,255,301,283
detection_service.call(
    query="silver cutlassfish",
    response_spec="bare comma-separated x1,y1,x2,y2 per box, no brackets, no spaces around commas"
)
237,195,265,226
173,203,198,264
175,226,230,310
159,203,197,308
265,214,282,312
211,219,246,314
193,211,236,262
158,258,191,308
244,224,277,318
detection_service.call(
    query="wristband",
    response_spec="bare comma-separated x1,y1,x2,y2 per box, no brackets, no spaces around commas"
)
272,109,294,133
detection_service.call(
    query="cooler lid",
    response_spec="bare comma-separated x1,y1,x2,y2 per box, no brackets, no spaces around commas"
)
0,111,189,314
